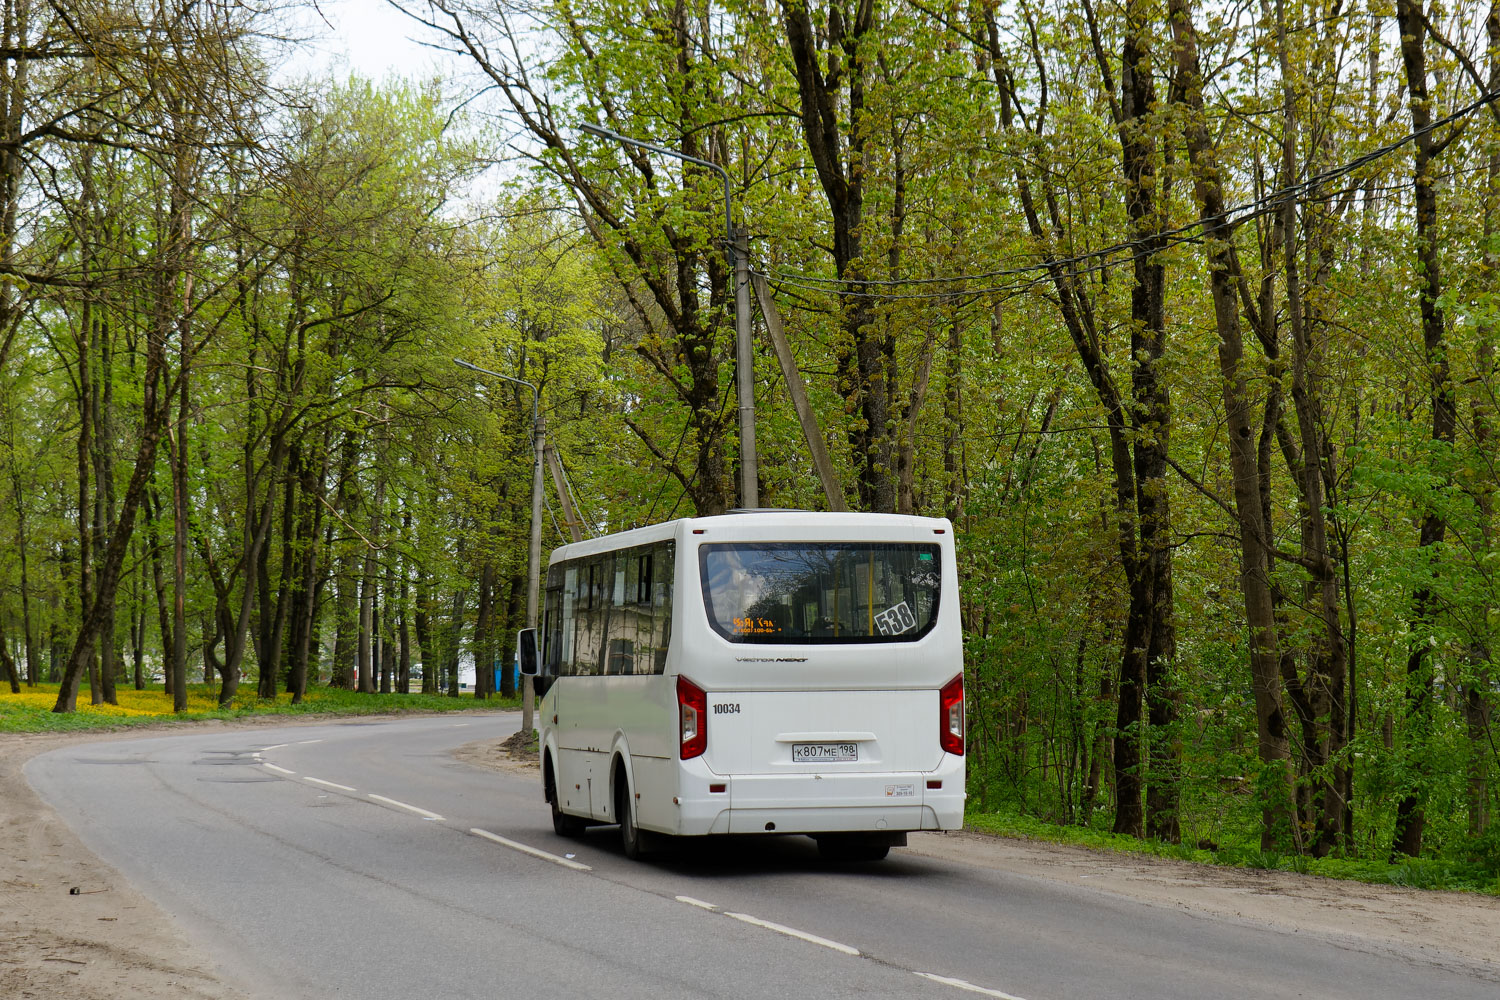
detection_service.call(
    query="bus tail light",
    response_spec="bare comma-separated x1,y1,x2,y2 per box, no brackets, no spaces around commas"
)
678,676,707,760
939,674,965,756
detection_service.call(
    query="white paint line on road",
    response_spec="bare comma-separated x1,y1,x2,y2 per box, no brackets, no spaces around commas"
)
304,776,355,792
675,895,719,911
451,723,470,727
723,912,860,956
469,828,593,871
368,794,445,822
296,739,323,745
915,972,1028,999
261,763,296,776
259,743,288,751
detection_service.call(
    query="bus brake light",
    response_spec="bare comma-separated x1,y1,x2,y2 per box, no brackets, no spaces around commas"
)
678,676,708,760
939,674,965,756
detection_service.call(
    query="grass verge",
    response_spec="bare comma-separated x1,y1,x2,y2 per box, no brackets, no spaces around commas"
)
965,809,1500,895
0,683,521,733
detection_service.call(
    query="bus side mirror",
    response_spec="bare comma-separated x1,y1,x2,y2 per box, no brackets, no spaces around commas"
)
517,628,539,676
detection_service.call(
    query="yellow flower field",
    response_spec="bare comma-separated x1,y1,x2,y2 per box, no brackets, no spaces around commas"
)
3,685,227,717
1,682,511,732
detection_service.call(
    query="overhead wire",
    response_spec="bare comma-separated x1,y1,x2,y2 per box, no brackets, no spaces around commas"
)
756,88,1500,304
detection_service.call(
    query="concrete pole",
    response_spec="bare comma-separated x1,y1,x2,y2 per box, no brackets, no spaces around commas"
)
523,409,545,737
546,444,584,543
734,228,758,508
750,271,847,511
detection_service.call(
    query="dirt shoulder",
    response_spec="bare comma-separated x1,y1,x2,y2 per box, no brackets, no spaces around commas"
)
10,726,1499,998
1,712,492,1000
906,831,1500,979
2,726,251,1000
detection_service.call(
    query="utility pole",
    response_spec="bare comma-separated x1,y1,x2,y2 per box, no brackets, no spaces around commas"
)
525,408,543,736
734,229,757,507
546,445,584,543
579,122,758,508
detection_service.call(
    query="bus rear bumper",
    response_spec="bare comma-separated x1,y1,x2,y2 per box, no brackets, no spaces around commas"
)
672,753,965,837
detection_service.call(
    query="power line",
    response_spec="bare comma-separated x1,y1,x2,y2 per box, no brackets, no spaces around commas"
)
758,88,1500,303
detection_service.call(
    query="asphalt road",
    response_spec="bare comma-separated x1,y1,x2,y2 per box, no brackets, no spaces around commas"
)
25,713,1498,1000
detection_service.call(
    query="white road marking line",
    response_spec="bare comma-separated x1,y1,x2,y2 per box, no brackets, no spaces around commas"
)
915,973,1028,999
675,895,719,911
469,828,592,871
304,776,355,792
723,913,860,956
452,723,469,727
296,739,323,745
368,794,445,821
261,763,296,776
259,743,288,751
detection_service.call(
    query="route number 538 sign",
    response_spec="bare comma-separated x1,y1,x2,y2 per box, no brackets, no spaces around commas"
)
873,601,918,636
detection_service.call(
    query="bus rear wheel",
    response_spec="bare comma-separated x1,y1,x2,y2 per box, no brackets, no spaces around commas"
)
615,778,652,860
546,760,586,837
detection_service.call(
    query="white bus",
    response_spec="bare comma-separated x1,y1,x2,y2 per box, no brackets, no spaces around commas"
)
517,510,965,861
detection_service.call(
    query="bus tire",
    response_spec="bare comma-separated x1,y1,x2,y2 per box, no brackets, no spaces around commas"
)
546,757,586,838
615,776,651,860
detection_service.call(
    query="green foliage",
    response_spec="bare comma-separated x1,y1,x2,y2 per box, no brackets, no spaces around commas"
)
966,807,1500,894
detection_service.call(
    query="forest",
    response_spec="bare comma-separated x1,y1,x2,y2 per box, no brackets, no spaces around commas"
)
0,0,1497,866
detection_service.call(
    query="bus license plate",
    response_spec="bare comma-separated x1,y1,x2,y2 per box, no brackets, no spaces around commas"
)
792,743,858,762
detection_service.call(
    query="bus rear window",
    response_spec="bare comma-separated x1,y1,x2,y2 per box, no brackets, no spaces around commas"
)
699,543,940,644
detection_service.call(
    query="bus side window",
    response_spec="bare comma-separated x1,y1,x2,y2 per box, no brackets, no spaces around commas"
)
651,541,674,673
574,562,599,676
589,555,613,676
637,553,652,605
543,585,563,675
561,566,579,675
631,549,652,674
604,553,632,676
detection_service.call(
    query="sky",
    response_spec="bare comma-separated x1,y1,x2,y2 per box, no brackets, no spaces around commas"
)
280,0,511,202
283,0,464,84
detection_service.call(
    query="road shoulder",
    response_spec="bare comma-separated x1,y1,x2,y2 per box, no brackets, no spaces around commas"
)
906,830,1500,977
3,728,249,1000
455,732,1500,979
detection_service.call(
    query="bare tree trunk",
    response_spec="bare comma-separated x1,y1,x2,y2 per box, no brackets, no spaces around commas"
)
398,564,412,695
358,553,375,694
415,572,434,694
499,571,523,699
167,109,196,714
781,0,896,511
0,613,18,693
52,324,170,713
1461,0,1500,839
287,441,328,703
90,301,119,706
446,587,466,698
9,454,36,685
146,481,173,696
130,545,145,690
58,152,97,715
1118,0,1178,842
392,507,412,695
1392,0,1455,860
1170,0,1295,848
473,560,494,700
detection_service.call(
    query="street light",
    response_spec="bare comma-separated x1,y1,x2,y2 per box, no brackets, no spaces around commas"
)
453,357,541,738
578,121,758,508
